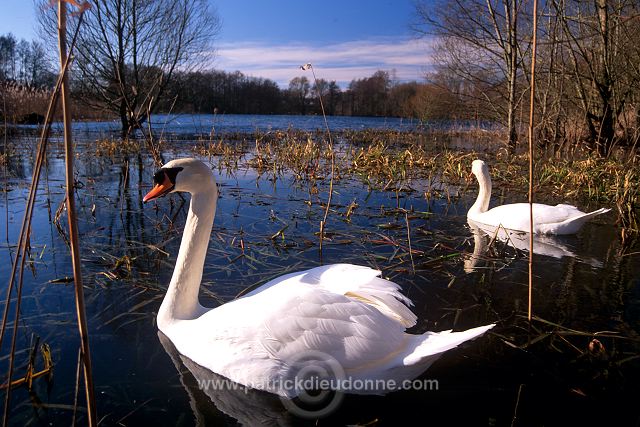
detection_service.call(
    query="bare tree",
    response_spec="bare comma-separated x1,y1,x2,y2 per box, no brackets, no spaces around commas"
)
38,0,220,136
550,0,640,155
413,0,532,148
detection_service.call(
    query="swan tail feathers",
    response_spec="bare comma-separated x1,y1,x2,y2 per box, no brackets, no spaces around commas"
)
543,207,611,234
403,323,495,365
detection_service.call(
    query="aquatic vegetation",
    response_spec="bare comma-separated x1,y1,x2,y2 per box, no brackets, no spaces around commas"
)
1,123,638,425
188,129,638,232
94,138,142,157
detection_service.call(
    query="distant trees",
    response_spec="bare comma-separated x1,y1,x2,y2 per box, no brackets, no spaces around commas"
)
157,69,465,119
38,0,220,136
286,77,311,115
347,71,392,116
164,70,283,114
1,23,470,125
0,33,53,87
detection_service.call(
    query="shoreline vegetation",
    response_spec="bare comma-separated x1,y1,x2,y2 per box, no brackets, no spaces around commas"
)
3,122,637,236
9,126,629,234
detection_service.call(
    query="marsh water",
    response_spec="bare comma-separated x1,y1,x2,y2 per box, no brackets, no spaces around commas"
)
1,115,639,426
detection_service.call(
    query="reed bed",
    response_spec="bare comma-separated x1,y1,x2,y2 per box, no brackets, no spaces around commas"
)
94,138,143,158
0,83,51,124
181,129,639,232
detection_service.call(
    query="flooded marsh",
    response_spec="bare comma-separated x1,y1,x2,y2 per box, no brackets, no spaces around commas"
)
1,121,639,426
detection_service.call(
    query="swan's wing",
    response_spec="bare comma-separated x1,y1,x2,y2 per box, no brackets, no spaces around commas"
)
301,264,417,327
258,284,411,385
260,285,407,360
482,203,583,229
252,265,417,386
245,264,416,327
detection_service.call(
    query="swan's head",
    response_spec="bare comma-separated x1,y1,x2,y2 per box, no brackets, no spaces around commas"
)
143,158,216,202
471,159,489,178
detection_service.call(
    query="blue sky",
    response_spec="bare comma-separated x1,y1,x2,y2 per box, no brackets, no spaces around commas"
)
1,0,433,87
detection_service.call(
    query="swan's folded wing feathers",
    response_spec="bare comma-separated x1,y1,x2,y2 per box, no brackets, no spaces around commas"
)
259,287,408,372
554,203,578,210
304,264,417,327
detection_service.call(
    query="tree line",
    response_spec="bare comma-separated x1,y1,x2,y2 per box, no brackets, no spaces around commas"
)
0,33,55,88
0,0,508,137
160,69,451,119
4,0,640,154
1,23,452,129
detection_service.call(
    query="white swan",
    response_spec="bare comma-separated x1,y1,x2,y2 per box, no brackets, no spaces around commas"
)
143,158,494,398
468,159,611,235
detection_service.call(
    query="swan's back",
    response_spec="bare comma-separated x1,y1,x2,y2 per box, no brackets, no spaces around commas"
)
477,203,579,231
472,203,609,234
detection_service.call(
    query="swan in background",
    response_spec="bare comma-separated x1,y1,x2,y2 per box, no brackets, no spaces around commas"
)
143,158,494,399
464,219,603,272
468,159,610,235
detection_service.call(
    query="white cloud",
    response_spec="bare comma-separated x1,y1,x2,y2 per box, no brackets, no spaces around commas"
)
211,37,434,88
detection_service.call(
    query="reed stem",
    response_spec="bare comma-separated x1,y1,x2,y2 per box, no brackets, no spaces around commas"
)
527,0,539,323
58,2,97,425
304,64,334,258
0,7,85,422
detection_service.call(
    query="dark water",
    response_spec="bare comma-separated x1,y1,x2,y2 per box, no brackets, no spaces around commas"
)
1,127,639,426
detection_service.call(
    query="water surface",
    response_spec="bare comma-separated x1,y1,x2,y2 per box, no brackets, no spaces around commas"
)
1,122,638,426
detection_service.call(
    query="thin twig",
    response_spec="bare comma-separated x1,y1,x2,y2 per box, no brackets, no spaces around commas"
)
301,64,334,259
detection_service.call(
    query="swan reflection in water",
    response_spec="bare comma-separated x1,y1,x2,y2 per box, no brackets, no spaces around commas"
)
158,331,296,426
464,219,603,272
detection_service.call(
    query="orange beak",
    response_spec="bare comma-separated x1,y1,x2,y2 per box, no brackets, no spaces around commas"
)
143,173,173,203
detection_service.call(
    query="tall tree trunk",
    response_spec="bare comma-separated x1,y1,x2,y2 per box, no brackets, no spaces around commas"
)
595,0,613,156
597,104,615,156
506,0,519,149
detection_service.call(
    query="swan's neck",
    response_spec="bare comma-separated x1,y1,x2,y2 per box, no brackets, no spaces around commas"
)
158,190,216,328
468,170,491,218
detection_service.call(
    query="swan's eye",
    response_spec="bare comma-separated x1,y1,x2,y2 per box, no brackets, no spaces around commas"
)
163,167,184,185
153,167,184,185
153,170,166,184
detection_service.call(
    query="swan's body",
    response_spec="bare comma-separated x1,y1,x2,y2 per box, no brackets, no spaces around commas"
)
145,158,494,398
468,160,610,235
